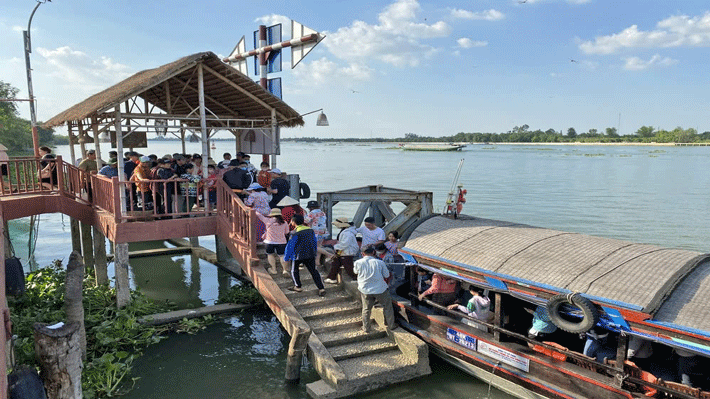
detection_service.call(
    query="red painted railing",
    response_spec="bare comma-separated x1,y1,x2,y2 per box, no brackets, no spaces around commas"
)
0,157,58,195
216,179,257,260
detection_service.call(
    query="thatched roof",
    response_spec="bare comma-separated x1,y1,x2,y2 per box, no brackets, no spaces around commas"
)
404,216,710,332
44,52,304,128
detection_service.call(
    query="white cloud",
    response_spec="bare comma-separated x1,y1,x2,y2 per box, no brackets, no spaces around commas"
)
519,0,590,4
36,46,132,89
338,63,374,80
324,0,450,68
292,57,375,87
450,8,504,21
254,14,291,30
623,54,678,71
580,12,710,54
457,38,488,48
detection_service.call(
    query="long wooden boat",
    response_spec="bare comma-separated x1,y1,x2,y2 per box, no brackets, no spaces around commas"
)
399,143,466,151
390,215,710,399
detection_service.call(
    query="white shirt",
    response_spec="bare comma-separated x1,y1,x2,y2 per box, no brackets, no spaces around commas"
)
353,256,390,295
357,226,386,248
334,227,359,256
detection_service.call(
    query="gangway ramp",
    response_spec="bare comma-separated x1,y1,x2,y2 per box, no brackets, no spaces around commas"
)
265,256,431,398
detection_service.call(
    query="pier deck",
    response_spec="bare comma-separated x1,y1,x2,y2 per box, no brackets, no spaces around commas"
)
0,161,431,398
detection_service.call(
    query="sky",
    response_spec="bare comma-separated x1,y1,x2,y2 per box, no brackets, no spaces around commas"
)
1,0,710,139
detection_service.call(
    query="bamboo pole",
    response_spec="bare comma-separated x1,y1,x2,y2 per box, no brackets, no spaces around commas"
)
65,252,86,359
92,226,108,285
114,243,130,308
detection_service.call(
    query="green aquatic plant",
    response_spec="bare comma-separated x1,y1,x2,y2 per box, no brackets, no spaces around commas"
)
216,282,265,306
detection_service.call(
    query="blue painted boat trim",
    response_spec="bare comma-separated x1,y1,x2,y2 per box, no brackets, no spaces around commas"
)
601,307,630,331
645,321,710,340
485,276,508,291
402,247,645,312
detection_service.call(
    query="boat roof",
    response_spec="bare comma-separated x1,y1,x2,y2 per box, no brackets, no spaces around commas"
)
403,216,710,333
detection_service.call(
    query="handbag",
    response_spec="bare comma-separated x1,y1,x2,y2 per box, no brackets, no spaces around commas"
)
39,168,51,179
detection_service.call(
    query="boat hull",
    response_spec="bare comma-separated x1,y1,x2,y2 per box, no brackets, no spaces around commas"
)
394,299,637,399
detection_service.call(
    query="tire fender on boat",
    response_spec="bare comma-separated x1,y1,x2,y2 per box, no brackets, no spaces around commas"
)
299,182,311,199
546,292,599,334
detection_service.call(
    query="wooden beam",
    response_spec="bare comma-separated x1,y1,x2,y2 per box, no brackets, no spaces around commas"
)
329,192,426,202
202,64,288,122
169,75,237,117
352,201,371,227
374,200,396,221
384,201,422,234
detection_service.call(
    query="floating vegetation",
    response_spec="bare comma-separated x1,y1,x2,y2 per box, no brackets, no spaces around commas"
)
583,153,605,157
481,146,497,150
618,155,632,158
648,149,666,154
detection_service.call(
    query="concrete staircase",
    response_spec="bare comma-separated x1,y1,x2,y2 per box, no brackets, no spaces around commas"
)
269,263,431,398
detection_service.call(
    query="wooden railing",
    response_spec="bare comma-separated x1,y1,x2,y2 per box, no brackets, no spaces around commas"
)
58,161,90,203
91,175,217,222
0,157,58,195
216,179,256,260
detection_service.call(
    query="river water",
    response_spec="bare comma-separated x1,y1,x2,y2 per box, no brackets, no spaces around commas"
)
9,141,710,398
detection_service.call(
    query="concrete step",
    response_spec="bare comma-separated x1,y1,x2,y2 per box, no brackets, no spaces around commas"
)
290,291,353,308
283,285,340,298
302,306,360,321
298,299,360,317
319,328,388,348
329,337,399,362
308,313,363,331
312,320,364,335
337,350,420,381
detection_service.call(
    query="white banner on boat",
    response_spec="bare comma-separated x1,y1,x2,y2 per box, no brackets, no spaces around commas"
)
477,341,530,372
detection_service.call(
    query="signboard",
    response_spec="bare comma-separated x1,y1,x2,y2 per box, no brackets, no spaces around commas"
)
267,78,282,99
253,24,282,75
447,328,477,351
477,341,530,372
110,130,147,148
238,128,279,155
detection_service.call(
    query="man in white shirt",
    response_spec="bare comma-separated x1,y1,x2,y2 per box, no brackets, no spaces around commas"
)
357,217,386,249
353,246,397,333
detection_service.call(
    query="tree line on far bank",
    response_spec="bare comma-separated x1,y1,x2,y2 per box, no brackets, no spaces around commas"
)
285,124,710,144
1,80,64,155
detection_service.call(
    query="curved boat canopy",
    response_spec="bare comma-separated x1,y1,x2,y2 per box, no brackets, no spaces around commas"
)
403,216,710,334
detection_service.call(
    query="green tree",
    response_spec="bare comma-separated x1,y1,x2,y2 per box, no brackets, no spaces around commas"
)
588,128,598,136
605,127,619,137
567,127,577,138
636,126,655,138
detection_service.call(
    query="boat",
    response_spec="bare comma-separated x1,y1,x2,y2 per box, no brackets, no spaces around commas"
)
399,143,466,151
389,215,710,399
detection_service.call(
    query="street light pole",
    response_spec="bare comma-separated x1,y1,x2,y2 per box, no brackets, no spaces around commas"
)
23,0,49,158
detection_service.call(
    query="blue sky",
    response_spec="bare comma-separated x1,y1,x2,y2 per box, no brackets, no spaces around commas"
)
2,0,709,138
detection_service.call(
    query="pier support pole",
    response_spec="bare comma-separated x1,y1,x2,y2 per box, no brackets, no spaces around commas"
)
285,329,310,383
189,236,199,247
79,222,94,273
114,243,130,308
92,226,108,285
70,219,81,254
215,235,228,264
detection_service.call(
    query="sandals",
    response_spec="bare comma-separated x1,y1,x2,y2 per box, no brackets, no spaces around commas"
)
288,286,303,292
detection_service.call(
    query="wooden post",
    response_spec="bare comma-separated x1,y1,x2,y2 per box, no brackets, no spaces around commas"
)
65,252,86,359
33,321,82,399
79,222,94,273
197,62,210,216
215,235,228,265
114,243,130,308
0,206,8,396
114,106,127,215
92,226,108,285
189,236,199,247
614,333,629,387
494,293,502,341
91,116,103,168
69,218,81,254
285,328,310,383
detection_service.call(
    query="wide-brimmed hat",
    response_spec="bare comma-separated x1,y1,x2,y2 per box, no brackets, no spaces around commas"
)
332,217,352,229
306,200,319,209
139,155,151,163
276,196,299,207
268,208,282,217
270,168,282,175
246,183,263,191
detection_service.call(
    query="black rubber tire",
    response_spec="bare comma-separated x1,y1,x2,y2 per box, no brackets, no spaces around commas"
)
546,293,599,334
299,182,311,199
8,366,47,399
5,257,25,297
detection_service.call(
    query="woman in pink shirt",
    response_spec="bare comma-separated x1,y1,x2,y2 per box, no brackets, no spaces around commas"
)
256,208,291,276
418,273,457,307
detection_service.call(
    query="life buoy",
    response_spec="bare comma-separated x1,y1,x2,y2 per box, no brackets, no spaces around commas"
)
5,257,25,297
546,293,599,334
299,182,311,199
